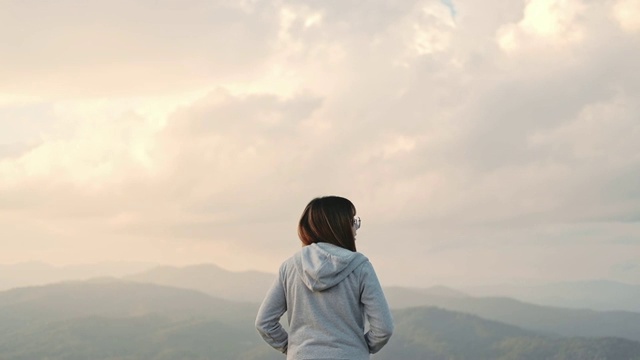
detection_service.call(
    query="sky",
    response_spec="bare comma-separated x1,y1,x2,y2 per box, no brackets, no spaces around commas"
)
1,0,639,287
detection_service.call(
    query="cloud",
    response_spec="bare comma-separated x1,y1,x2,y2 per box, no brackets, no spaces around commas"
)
497,0,587,52
612,0,640,32
0,0,280,97
0,0,638,284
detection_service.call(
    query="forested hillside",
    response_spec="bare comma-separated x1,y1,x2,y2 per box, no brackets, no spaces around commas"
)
1,280,639,360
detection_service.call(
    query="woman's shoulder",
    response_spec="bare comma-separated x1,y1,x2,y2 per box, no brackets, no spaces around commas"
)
278,252,300,273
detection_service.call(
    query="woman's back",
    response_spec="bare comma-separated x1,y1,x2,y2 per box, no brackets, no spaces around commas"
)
255,196,394,359
256,242,393,359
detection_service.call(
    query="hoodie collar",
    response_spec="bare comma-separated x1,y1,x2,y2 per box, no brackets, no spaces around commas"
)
294,242,368,292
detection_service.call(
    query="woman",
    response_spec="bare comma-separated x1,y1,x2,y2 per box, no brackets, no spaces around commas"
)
255,196,394,359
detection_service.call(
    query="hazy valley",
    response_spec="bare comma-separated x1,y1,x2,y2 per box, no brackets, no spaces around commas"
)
1,263,640,359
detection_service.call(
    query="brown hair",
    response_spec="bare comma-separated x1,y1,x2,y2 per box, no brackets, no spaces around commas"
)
298,196,357,252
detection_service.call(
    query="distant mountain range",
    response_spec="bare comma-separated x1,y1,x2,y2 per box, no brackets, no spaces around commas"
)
124,263,275,302
5,262,640,343
376,307,640,360
3,261,639,314
0,261,156,291
462,280,640,312
383,286,640,342
0,280,276,360
1,280,639,360
0,278,257,325
122,264,640,342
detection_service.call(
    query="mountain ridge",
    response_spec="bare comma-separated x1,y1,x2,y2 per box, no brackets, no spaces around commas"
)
1,281,638,360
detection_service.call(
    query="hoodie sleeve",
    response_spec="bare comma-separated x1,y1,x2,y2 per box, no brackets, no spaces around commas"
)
255,265,289,354
360,261,394,354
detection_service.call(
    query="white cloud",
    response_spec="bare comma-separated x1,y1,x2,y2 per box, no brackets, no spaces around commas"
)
497,0,586,53
0,0,639,285
612,0,640,32
0,108,158,189
529,94,640,163
413,3,456,55
0,0,281,97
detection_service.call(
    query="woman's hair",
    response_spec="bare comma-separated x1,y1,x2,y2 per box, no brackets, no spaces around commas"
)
298,196,357,252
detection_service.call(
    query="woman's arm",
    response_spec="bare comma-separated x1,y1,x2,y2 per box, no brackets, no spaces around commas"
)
255,267,289,354
360,261,394,354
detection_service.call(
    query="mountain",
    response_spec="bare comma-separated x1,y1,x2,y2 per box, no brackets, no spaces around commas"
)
124,263,275,302
374,307,640,360
384,286,470,308
0,314,283,360
419,285,470,298
462,280,640,312
1,281,639,360
122,264,640,343
383,287,640,342
0,261,157,291
0,278,258,330
0,279,272,360
124,264,471,304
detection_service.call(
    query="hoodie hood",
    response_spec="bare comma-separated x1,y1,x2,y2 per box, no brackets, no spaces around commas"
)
294,242,368,292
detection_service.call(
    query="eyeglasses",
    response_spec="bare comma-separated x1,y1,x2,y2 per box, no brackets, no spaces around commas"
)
352,216,361,230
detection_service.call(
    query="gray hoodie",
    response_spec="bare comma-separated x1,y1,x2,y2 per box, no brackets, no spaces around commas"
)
255,242,394,360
